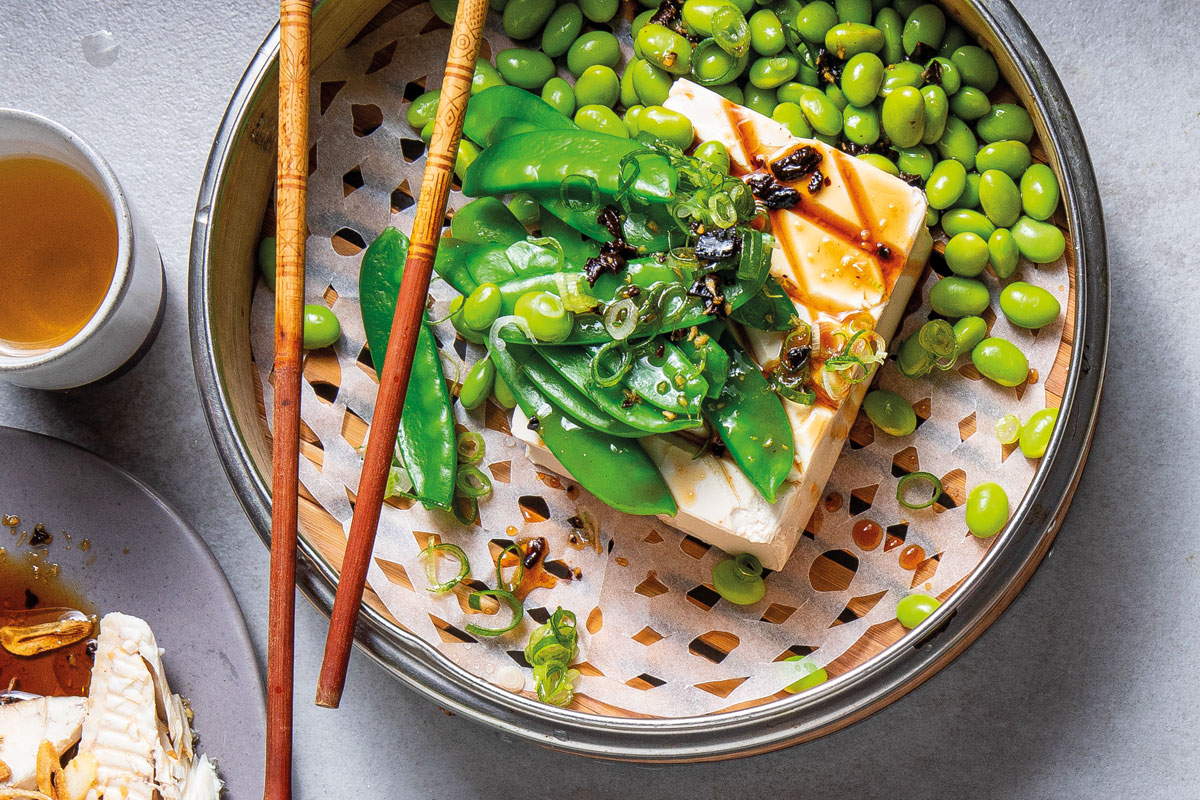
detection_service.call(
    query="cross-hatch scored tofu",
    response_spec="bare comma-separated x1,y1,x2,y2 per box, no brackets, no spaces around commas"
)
516,81,931,571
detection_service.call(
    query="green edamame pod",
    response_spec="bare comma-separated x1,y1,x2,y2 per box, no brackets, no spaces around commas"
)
925,56,960,94
958,172,981,209
895,145,933,181
772,102,814,137
619,63,640,108
795,1,839,43
879,60,923,97
743,84,778,116
493,372,517,409
938,23,969,58
971,337,1028,387
360,228,457,509
862,389,917,436
694,140,731,172
451,197,527,246
749,53,801,88
858,152,899,176
639,105,696,150
683,0,732,36
574,104,628,137
430,0,459,24
943,232,989,277
1020,163,1060,220
302,305,340,349
835,0,871,24
749,9,786,55
580,0,619,23
258,237,277,290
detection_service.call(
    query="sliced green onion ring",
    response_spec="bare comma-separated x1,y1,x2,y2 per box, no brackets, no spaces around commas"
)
589,339,634,387
456,464,493,498
452,493,479,525
456,431,485,465
420,538,470,593
896,471,943,510
689,38,745,86
603,297,638,341
560,174,600,213
553,272,600,313
711,6,750,57
464,589,524,637
995,413,1022,444
496,544,525,593
656,283,690,328
918,319,956,358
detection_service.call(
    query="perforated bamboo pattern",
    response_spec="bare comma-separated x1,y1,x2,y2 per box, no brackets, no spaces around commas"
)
248,3,1075,717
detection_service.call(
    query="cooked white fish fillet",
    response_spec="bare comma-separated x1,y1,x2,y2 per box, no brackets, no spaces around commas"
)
0,695,87,789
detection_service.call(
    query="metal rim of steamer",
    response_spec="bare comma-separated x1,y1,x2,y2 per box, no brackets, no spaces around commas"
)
189,0,1110,762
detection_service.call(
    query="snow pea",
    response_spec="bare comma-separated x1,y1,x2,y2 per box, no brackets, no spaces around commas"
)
451,196,527,246
704,334,795,503
487,117,542,146
975,140,1031,179
432,237,480,295
539,194,672,253
491,336,679,515
507,192,540,228
537,204,601,266
463,86,576,147
463,130,677,204
507,343,643,436
999,281,1060,329
359,228,456,509
1020,163,1060,221
971,336,1028,387
541,3,583,57
594,339,709,415
675,323,731,398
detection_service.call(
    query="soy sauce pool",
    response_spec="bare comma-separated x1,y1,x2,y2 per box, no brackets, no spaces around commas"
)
0,553,95,697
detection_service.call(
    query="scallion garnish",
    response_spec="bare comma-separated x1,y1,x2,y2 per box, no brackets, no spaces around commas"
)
589,339,634,387
419,537,470,594
496,543,525,594
524,607,580,707
896,471,943,510
456,431,485,465
560,173,600,213
464,589,524,638
455,465,493,499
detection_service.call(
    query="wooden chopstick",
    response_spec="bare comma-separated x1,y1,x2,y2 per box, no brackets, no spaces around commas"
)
266,0,311,797
315,0,490,709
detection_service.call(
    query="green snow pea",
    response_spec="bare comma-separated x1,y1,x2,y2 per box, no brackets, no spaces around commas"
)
705,334,795,503
881,86,924,148
463,86,576,147
925,159,967,209
936,115,977,169
979,168,1021,227
463,130,676,203
730,275,795,331
999,281,1060,329
360,228,456,509
541,3,583,56
432,238,480,295
901,3,944,54
842,103,880,145
539,195,672,253
950,45,998,92
676,323,731,398
1011,215,1066,263
490,336,678,516
507,192,540,228
965,482,1008,538
971,336,1028,387
637,23,694,75
920,84,949,145
485,116,542,145
503,0,555,40
567,30,622,75
841,51,884,106
541,77,576,117
952,315,987,353
941,208,995,239
459,358,495,411
496,48,556,90
929,275,989,317
949,86,990,120
977,103,1034,144
1020,163,1060,220
988,228,1020,278
451,197,527,246
506,343,643,436
1019,407,1058,458
943,231,989,277
606,340,709,415
825,22,884,59
863,389,917,436
975,140,1031,179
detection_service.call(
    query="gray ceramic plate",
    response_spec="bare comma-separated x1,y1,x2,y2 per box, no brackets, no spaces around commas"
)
0,426,264,799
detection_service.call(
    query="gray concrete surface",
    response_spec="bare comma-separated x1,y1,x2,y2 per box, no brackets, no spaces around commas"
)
2,1,1197,797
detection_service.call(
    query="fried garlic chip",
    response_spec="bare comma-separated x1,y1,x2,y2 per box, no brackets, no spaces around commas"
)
0,615,92,657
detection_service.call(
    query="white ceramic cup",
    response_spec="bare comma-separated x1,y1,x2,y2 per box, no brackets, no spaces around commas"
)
0,109,164,390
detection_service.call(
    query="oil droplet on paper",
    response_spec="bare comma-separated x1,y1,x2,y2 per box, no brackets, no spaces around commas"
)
82,30,119,67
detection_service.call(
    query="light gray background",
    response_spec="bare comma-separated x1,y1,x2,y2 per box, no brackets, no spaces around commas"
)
2,1,1196,797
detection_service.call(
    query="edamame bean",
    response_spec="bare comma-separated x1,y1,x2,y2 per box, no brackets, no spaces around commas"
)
631,59,673,106
929,276,989,317
682,0,731,36
743,85,778,116
574,104,629,137
965,482,1008,538
568,31,621,76
824,22,885,59
920,84,948,144
938,23,969,58
502,0,555,41
950,44,998,92
941,208,995,239
971,336,1028,387
749,9,786,55
694,140,731,172
926,207,939,227
406,90,441,130
709,82,745,104
507,193,540,228
835,0,871,24
798,88,843,135
541,3,583,57
1019,408,1058,458
896,594,941,629
541,77,576,116
949,86,990,120
893,0,922,17
258,237,276,290
863,389,917,436
515,290,574,342
619,63,640,107
944,231,989,276
776,81,813,105
636,23,693,75
925,56,960,94
988,228,1019,278
463,283,503,330
825,84,850,111
882,86,925,147
925,159,967,209
975,140,1031,180
1011,215,1066,263
749,53,800,88
472,61,507,94
874,7,904,65
623,104,645,135
902,3,945,54
952,315,987,352
430,0,459,25
1020,163,1060,220
770,101,812,136
691,41,747,85
302,304,341,349
979,168,1022,227
842,103,879,144
858,152,899,176
958,172,981,208
977,103,1034,144
879,60,923,96
493,372,517,409
496,48,555,90
459,358,496,410
936,115,977,169
639,105,695,150
632,8,655,39
841,52,884,106
576,65,621,107
795,0,839,43
895,144,933,180
999,281,1060,329
490,0,509,11
580,0,619,23
450,296,485,344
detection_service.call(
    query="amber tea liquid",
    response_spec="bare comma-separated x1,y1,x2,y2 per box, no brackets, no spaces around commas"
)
0,156,118,353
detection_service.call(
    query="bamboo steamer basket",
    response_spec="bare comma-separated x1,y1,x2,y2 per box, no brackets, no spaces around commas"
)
189,0,1108,761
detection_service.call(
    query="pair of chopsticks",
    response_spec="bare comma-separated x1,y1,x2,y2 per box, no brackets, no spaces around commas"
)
266,0,490,796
